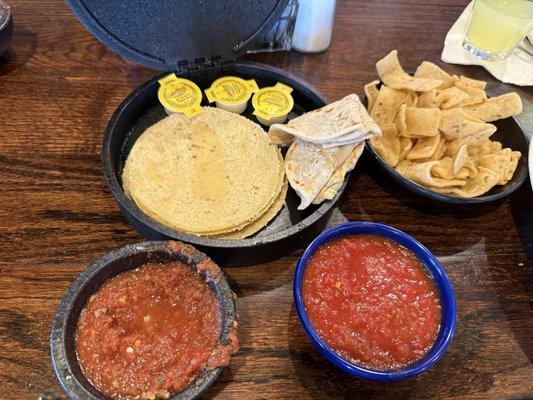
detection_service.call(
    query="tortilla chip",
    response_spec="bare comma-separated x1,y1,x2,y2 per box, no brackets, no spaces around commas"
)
370,85,408,127
462,138,497,164
430,139,448,161
462,93,522,122
439,109,496,140
431,157,454,180
399,137,413,162
459,132,498,149
402,92,417,107
414,61,456,89
480,148,511,185
434,166,499,197
406,134,441,160
452,144,468,175
454,82,487,107
364,80,381,113
437,87,470,109
503,151,521,184
396,160,466,188
396,105,439,138
489,140,503,154
417,89,439,108
455,157,478,180
458,75,487,89
376,50,442,92
431,156,476,181
370,123,401,167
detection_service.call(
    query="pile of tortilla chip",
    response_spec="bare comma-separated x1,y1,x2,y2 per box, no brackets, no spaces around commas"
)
366,50,522,198
268,94,381,209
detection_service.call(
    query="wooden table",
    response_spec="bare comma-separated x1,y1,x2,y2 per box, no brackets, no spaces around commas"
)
1,1,532,399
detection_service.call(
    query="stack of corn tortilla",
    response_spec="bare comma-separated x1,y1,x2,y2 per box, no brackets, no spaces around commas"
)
122,107,287,239
268,94,381,209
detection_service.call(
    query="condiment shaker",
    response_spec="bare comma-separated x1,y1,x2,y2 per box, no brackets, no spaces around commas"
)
292,0,337,53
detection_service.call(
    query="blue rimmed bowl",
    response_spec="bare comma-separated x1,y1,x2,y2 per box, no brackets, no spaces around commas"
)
293,222,456,381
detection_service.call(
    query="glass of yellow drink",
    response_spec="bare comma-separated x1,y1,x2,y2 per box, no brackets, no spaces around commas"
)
463,0,533,61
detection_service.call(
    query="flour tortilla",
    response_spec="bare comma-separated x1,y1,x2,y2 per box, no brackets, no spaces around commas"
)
285,140,352,210
123,108,284,236
268,94,381,146
312,143,364,204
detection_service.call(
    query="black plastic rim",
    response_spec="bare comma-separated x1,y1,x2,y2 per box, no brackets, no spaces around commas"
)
50,241,237,400
102,61,349,266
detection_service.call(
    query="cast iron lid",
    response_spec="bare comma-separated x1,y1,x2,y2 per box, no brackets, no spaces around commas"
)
66,0,290,70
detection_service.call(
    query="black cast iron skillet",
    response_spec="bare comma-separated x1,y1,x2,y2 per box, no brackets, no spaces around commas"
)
102,61,350,266
50,240,237,400
365,83,529,204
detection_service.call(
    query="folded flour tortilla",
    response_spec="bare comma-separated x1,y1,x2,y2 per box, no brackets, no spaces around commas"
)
285,141,358,210
312,142,365,204
268,94,381,147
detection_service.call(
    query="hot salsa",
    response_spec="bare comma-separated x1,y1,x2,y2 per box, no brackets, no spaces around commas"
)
76,261,236,399
302,234,441,371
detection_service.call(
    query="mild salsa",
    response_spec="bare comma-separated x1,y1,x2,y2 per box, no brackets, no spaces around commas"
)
302,235,441,371
76,261,236,399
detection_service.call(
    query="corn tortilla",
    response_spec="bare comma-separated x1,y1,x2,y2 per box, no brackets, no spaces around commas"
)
123,108,284,236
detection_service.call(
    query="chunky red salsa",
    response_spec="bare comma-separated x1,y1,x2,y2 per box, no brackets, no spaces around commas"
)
76,261,235,399
302,234,441,371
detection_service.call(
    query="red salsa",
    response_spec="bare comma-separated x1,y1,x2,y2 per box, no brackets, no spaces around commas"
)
76,261,237,399
302,235,441,371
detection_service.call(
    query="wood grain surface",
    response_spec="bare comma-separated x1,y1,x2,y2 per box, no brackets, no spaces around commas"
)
0,0,532,399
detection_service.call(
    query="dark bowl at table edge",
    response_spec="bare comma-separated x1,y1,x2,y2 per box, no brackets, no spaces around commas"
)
293,222,457,381
364,97,529,205
50,240,237,400
102,61,350,266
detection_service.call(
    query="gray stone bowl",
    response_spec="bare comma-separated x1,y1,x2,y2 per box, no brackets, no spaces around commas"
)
50,240,237,400
0,1,13,55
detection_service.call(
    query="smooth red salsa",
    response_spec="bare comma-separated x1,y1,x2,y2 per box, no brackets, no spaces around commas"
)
76,262,232,400
302,235,441,371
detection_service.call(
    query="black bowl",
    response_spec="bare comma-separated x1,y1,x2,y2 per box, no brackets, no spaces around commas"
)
366,99,529,205
102,61,349,266
50,241,237,400
0,1,13,55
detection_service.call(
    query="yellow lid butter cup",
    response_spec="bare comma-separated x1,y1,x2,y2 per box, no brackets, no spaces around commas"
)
252,83,294,126
205,76,259,114
158,74,204,117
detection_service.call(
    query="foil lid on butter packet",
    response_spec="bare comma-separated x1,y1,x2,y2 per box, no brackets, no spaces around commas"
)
205,76,259,114
158,74,204,117
252,83,294,126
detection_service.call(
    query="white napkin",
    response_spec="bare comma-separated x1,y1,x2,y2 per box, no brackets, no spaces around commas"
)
441,1,533,86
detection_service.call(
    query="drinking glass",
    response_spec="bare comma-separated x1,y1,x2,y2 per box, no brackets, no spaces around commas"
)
463,0,533,61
